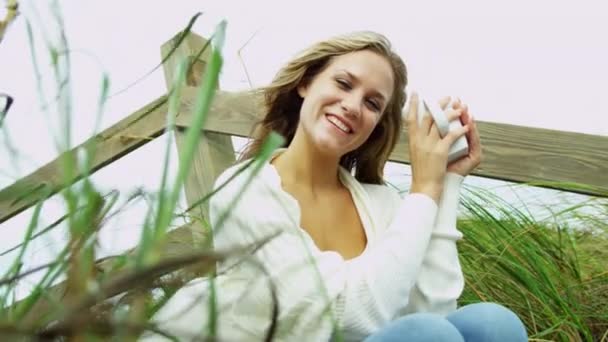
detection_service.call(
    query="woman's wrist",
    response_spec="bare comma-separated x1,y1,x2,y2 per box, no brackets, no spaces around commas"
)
409,183,443,204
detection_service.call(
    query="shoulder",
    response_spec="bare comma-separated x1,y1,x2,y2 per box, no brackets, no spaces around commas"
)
211,158,266,202
208,159,258,218
209,158,284,219
213,159,255,191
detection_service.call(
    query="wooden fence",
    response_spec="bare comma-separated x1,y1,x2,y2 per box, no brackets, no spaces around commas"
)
1,31,607,228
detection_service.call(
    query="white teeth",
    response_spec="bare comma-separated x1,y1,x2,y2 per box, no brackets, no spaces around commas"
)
327,115,351,133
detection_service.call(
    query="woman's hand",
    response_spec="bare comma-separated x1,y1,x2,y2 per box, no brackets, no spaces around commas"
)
404,93,470,203
446,99,482,177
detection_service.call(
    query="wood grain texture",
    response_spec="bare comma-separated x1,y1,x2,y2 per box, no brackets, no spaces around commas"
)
0,95,169,224
161,31,236,238
393,122,608,195
177,88,262,137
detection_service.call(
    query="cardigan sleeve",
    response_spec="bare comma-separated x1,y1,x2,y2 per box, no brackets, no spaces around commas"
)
399,172,466,316
339,173,466,339
339,192,440,337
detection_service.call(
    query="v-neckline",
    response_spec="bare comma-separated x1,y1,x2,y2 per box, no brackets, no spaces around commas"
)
264,149,375,262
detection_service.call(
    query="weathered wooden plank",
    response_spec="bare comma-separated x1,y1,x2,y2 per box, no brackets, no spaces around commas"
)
0,95,169,224
161,32,235,244
391,122,608,196
178,89,608,197
177,88,262,138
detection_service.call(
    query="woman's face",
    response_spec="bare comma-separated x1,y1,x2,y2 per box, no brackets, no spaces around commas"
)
296,50,394,158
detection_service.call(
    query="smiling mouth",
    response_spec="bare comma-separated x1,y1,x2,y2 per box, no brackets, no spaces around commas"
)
325,114,353,134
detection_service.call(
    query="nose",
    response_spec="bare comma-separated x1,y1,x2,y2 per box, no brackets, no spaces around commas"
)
341,93,362,118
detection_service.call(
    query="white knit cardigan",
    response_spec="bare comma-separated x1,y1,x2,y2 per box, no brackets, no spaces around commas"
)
147,149,465,341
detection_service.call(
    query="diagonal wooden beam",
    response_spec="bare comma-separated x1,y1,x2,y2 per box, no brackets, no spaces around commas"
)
177,88,261,138
0,95,169,224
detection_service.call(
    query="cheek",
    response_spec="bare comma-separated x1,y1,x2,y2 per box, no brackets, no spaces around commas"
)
299,97,315,120
365,114,382,132
298,100,321,133
359,116,383,142
302,91,323,112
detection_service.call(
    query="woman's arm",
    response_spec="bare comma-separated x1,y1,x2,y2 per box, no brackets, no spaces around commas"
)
400,172,465,316
400,97,481,316
337,174,465,340
338,190,440,336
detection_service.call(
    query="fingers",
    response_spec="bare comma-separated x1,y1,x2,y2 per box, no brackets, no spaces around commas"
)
445,99,477,149
420,104,436,135
447,98,471,125
439,96,451,110
444,108,464,123
414,96,436,136
443,122,470,146
451,97,462,110
409,94,482,174
466,110,483,163
404,92,421,137
406,93,470,142
428,120,441,138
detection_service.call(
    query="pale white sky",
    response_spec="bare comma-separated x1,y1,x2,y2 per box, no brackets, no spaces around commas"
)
1,0,607,177
0,0,606,295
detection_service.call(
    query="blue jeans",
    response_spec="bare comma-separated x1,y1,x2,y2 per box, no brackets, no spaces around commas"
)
363,303,527,342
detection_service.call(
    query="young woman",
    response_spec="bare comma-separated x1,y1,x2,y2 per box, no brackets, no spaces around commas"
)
151,31,528,342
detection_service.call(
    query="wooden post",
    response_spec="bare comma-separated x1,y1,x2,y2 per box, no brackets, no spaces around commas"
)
161,32,236,247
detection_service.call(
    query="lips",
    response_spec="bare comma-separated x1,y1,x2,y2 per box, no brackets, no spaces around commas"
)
325,114,354,134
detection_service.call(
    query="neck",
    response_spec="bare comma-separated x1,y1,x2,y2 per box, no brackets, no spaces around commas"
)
271,130,343,195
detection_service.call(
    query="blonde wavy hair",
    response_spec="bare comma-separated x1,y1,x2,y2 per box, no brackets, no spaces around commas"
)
239,31,408,184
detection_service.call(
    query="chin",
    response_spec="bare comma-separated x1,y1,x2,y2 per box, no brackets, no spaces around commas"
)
304,126,356,158
313,139,346,157
318,140,356,159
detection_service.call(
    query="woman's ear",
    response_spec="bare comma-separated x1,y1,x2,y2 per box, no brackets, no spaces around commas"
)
297,83,308,98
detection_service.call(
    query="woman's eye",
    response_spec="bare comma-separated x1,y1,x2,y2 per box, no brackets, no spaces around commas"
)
367,100,380,112
336,79,351,89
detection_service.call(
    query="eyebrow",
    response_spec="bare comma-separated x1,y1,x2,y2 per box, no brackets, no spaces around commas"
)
338,69,388,104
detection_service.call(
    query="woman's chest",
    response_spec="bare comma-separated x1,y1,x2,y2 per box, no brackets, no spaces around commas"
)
296,190,367,260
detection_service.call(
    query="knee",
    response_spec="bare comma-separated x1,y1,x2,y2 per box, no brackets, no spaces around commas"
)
366,313,464,342
447,302,528,342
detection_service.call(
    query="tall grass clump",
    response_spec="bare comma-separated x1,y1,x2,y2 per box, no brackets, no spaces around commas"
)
0,4,285,340
458,184,608,341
